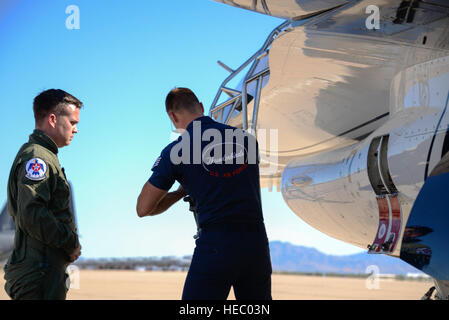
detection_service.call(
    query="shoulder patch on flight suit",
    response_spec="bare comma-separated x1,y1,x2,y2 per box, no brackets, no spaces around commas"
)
25,158,48,181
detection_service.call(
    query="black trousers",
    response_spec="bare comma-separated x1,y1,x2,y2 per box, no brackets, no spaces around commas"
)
182,222,272,300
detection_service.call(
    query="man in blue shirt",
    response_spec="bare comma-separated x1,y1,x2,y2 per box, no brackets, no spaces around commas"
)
136,87,271,300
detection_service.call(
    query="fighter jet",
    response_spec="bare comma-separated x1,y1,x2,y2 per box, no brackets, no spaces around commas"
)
210,0,449,299
0,203,14,262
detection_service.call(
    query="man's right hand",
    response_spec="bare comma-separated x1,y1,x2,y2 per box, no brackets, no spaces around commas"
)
69,244,82,262
176,185,187,198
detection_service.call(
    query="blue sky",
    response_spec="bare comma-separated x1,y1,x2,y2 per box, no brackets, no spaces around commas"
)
0,0,364,258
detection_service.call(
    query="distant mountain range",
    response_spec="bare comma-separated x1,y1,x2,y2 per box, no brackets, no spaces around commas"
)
63,240,425,276
269,241,424,275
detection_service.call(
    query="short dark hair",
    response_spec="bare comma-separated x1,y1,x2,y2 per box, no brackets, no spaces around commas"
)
165,87,202,114
33,89,83,123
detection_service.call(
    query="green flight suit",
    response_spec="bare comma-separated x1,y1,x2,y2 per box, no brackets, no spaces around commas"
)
3,129,80,300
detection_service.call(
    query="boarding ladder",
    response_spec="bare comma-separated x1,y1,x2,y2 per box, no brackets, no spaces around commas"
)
209,20,290,136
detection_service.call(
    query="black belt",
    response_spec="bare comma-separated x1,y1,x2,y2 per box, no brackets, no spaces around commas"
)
201,222,264,233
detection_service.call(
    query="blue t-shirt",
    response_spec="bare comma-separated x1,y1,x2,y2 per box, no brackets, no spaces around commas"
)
148,116,263,227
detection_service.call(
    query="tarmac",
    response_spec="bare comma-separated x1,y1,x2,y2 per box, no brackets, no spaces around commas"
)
0,270,432,300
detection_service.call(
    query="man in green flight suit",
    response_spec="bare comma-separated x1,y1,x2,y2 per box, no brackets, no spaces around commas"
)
3,89,83,300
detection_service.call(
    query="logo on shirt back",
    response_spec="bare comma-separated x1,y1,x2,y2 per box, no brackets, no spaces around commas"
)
168,121,258,178
25,158,47,181
202,141,248,178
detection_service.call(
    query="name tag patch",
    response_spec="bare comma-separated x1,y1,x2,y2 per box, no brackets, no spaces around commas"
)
25,158,47,181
